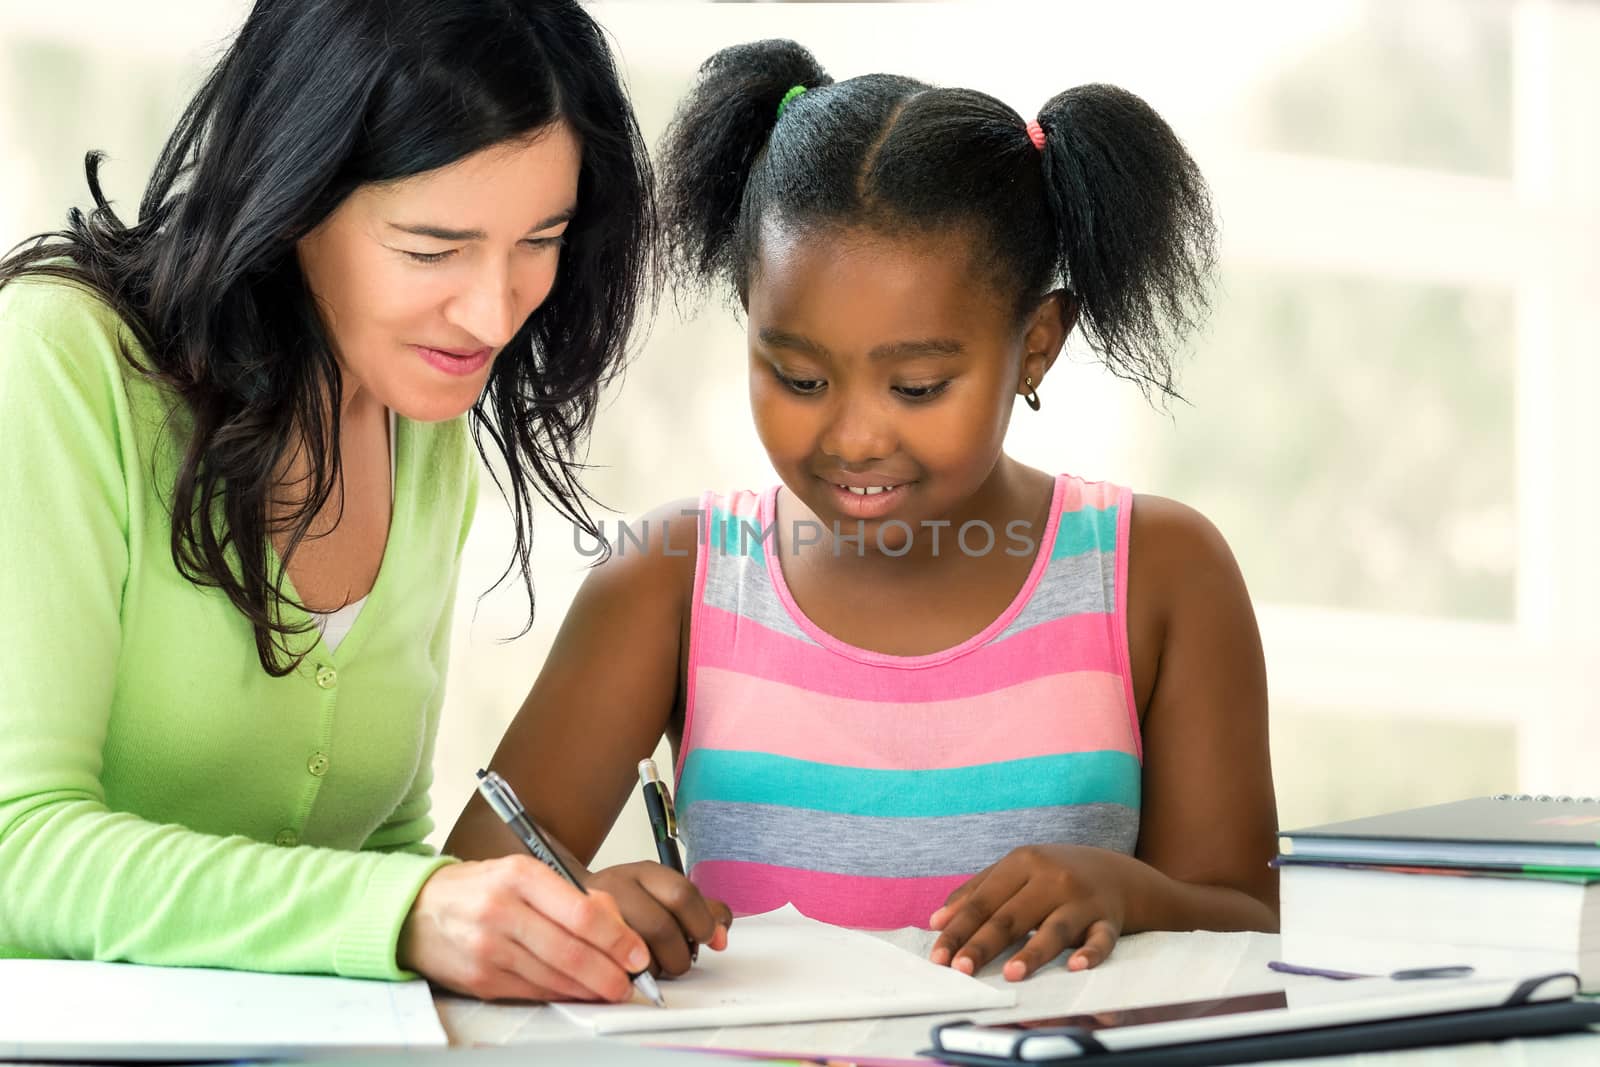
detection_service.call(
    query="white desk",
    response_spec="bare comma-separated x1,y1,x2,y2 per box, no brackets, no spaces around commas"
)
437,928,1600,1064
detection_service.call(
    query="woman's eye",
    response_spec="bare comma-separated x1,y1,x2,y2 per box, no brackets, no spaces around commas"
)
403,249,456,264
895,381,950,401
774,368,825,395
524,235,567,250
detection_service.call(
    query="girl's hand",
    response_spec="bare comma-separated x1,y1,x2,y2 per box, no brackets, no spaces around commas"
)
399,857,652,1002
928,844,1144,980
585,861,732,978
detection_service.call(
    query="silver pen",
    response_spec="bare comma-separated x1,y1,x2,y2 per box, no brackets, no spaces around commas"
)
475,768,665,1007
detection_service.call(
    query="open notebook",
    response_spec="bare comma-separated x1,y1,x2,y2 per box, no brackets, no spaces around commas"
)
555,904,1017,1035
0,958,446,1061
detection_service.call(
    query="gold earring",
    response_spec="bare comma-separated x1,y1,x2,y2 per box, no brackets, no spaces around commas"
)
1023,376,1041,411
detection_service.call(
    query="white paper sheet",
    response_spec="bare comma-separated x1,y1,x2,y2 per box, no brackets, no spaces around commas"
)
0,958,447,1061
554,904,1017,1035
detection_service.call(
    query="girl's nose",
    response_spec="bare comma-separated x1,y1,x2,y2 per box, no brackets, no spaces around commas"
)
818,394,895,465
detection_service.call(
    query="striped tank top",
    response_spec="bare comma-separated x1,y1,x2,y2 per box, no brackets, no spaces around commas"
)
673,474,1143,929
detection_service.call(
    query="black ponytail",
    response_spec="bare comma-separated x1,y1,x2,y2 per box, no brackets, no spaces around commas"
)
1036,86,1215,402
658,39,832,306
658,41,1215,404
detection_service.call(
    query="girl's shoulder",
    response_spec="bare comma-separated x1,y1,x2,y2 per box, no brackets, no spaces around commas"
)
586,494,707,600
1127,492,1249,629
1046,473,1227,565
590,486,771,615
1129,493,1237,570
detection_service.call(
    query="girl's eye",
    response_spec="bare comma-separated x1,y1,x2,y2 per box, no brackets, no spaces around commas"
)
524,235,567,250
773,368,826,395
894,381,950,401
403,249,456,264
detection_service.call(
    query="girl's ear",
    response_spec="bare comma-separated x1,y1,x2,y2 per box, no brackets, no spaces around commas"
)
1018,289,1079,395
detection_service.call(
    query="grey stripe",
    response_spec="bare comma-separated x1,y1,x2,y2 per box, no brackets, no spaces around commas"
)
700,549,816,644
680,801,1140,878
996,549,1116,642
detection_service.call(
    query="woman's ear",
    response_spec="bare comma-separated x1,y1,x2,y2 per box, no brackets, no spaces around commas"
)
1018,289,1078,396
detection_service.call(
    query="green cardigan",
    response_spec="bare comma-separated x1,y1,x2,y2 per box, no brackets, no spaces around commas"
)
0,276,478,979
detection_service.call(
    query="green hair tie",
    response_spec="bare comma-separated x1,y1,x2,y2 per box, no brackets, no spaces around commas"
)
776,85,807,121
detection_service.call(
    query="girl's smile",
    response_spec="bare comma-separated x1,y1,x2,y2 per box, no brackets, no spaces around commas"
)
822,477,914,520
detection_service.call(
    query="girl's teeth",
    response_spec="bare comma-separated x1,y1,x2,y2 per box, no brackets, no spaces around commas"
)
842,485,894,495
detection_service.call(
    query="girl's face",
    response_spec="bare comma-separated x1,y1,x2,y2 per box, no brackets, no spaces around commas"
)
296,122,582,422
746,223,1066,546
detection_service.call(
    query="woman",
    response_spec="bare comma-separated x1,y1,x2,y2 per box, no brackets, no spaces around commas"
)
0,0,696,1003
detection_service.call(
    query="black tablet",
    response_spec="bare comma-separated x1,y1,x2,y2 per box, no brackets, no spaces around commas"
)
928,972,1596,1065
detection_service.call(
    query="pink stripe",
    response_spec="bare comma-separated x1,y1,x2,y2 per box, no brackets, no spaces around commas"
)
693,860,968,930
715,488,762,520
692,667,1136,768
1113,485,1142,762
1062,476,1121,511
678,489,719,781
693,604,1120,702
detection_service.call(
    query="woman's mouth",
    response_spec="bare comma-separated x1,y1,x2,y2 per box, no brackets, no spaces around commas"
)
412,344,493,377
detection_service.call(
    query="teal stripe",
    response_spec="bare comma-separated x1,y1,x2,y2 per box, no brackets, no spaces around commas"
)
678,749,1140,818
708,506,772,563
1050,505,1119,561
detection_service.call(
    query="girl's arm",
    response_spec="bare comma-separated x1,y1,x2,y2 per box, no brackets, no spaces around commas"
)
930,493,1278,978
445,502,730,974
1120,493,1279,925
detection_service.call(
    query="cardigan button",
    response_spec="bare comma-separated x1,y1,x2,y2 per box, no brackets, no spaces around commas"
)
274,829,299,847
307,752,329,778
314,665,338,690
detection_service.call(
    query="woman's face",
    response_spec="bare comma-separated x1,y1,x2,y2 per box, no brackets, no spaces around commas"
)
296,122,582,422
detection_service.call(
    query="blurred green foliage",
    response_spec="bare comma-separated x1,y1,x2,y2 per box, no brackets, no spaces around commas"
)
1148,269,1514,621
1248,0,1511,176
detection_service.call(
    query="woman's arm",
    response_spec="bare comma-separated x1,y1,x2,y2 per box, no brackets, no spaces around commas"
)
0,284,649,1002
0,294,447,979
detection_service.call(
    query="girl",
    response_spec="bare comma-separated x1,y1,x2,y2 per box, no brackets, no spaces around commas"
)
449,39,1277,982
0,0,683,1003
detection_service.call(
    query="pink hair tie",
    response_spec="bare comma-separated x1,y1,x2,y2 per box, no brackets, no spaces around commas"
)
1025,119,1046,151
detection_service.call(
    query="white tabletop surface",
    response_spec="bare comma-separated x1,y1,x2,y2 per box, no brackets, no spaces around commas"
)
436,927,1600,1064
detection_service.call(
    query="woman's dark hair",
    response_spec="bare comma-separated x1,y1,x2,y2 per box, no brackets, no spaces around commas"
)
659,39,1213,402
0,0,652,674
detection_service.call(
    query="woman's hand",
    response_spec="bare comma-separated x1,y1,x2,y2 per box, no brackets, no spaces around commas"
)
585,861,732,978
399,857,652,1002
929,844,1151,980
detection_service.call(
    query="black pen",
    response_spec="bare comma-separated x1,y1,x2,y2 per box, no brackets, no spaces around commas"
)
638,758,695,963
638,758,685,874
474,768,665,1007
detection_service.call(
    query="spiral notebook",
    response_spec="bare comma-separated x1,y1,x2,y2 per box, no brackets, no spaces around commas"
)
1277,795,1600,992
1277,794,1600,872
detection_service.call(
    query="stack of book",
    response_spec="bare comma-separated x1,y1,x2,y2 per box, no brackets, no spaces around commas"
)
1276,795,1600,992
